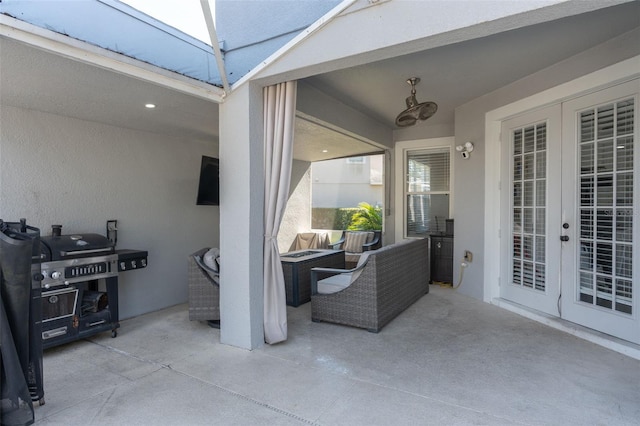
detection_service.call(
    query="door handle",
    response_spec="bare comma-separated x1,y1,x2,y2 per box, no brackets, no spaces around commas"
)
560,235,569,242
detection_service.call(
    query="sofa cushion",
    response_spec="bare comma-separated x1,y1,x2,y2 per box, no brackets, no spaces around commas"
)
317,251,372,294
317,273,352,294
345,253,361,264
343,232,373,253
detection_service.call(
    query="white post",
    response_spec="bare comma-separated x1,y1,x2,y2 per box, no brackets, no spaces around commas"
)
219,82,264,349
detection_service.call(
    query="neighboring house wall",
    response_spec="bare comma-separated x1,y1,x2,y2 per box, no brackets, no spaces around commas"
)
312,155,383,208
0,105,219,319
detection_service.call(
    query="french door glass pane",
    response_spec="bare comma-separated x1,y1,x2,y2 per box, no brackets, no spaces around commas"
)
511,123,547,291
578,98,634,315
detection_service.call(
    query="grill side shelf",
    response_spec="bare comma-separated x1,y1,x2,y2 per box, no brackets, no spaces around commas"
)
116,249,148,272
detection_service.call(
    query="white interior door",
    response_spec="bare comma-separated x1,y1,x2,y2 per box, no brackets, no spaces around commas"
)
501,105,562,316
560,80,639,344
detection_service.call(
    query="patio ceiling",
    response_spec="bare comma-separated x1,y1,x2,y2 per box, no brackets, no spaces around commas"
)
303,1,639,130
1,2,637,162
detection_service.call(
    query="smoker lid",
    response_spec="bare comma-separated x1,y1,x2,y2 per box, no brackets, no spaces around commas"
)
41,233,114,261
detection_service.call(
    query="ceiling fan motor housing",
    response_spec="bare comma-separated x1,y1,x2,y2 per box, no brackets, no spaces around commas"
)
395,77,437,127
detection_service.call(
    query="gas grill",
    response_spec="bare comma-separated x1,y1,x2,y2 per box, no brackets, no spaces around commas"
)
1,219,147,418
38,232,120,348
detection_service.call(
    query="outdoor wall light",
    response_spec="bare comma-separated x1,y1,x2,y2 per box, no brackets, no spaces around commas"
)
456,141,474,159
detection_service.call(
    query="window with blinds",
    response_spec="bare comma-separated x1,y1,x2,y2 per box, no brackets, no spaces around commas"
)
578,98,634,315
405,148,450,237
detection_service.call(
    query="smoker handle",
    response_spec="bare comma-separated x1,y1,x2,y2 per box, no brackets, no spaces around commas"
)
61,247,113,256
42,326,68,340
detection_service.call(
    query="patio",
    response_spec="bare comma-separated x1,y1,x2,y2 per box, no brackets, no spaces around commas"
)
35,285,639,425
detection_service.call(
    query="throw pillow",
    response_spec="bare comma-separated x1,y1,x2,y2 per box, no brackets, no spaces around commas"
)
343,232,368,253
203,248,220,272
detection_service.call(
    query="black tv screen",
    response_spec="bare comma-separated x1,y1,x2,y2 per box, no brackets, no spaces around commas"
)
196,156,219,205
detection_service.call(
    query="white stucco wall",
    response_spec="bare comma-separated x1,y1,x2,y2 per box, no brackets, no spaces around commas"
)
278,159,312,253
0,106,219,319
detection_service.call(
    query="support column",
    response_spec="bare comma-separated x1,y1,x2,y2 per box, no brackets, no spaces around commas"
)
218,82,264,349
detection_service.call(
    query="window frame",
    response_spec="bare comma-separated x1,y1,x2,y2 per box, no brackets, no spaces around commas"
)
394,138,455,241
405,147,451,237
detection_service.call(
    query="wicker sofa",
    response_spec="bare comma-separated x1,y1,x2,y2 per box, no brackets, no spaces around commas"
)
310,237,429,332
188,248,220,325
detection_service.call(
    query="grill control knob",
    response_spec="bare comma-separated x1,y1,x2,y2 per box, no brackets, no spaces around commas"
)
51,271,62,279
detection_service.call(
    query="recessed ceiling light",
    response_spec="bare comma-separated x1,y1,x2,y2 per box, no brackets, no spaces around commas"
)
322,149,328,153
145,103,156,109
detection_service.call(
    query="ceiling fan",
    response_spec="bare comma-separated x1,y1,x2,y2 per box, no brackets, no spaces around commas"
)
395,77,437,127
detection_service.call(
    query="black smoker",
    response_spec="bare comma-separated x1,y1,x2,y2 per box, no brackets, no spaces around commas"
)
1,220,147,424
38,226,120,349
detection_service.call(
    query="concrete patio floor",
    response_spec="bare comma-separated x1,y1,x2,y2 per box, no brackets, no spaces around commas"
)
35,285,639,425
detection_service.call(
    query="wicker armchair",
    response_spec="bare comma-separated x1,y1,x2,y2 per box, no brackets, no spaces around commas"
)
188,248,220,325
311,238,429,333
330,230,382,268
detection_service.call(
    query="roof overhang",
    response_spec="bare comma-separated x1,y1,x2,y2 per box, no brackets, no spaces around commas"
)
0,14,225,103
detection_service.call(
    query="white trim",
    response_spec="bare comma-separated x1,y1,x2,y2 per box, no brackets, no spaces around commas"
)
394,137,455,242
200,0,229,93
484,55,640,304
0,15,225,103
493,297,640,361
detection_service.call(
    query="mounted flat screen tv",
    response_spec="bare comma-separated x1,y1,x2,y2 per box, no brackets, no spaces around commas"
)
196,156,220,205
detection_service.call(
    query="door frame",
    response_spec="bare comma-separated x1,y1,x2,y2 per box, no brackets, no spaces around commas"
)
484,56,640,304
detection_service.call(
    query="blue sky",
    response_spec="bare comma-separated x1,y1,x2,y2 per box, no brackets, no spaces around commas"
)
122,0,211,44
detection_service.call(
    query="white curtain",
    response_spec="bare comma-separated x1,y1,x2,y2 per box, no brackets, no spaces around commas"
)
263,81,297,344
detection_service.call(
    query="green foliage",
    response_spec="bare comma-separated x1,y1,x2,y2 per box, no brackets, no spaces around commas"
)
348,202,382,231
312,208,359,230
333,208,359,230
312,203,383,231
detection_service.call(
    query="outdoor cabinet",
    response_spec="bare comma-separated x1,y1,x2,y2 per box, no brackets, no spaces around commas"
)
430,235,453,283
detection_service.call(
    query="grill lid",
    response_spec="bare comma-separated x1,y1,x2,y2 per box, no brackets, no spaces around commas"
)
41,234,114,261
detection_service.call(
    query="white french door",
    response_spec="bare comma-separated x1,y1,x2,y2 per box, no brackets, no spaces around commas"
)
501,105,562,316
501,80,639,344
560,80,639,344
